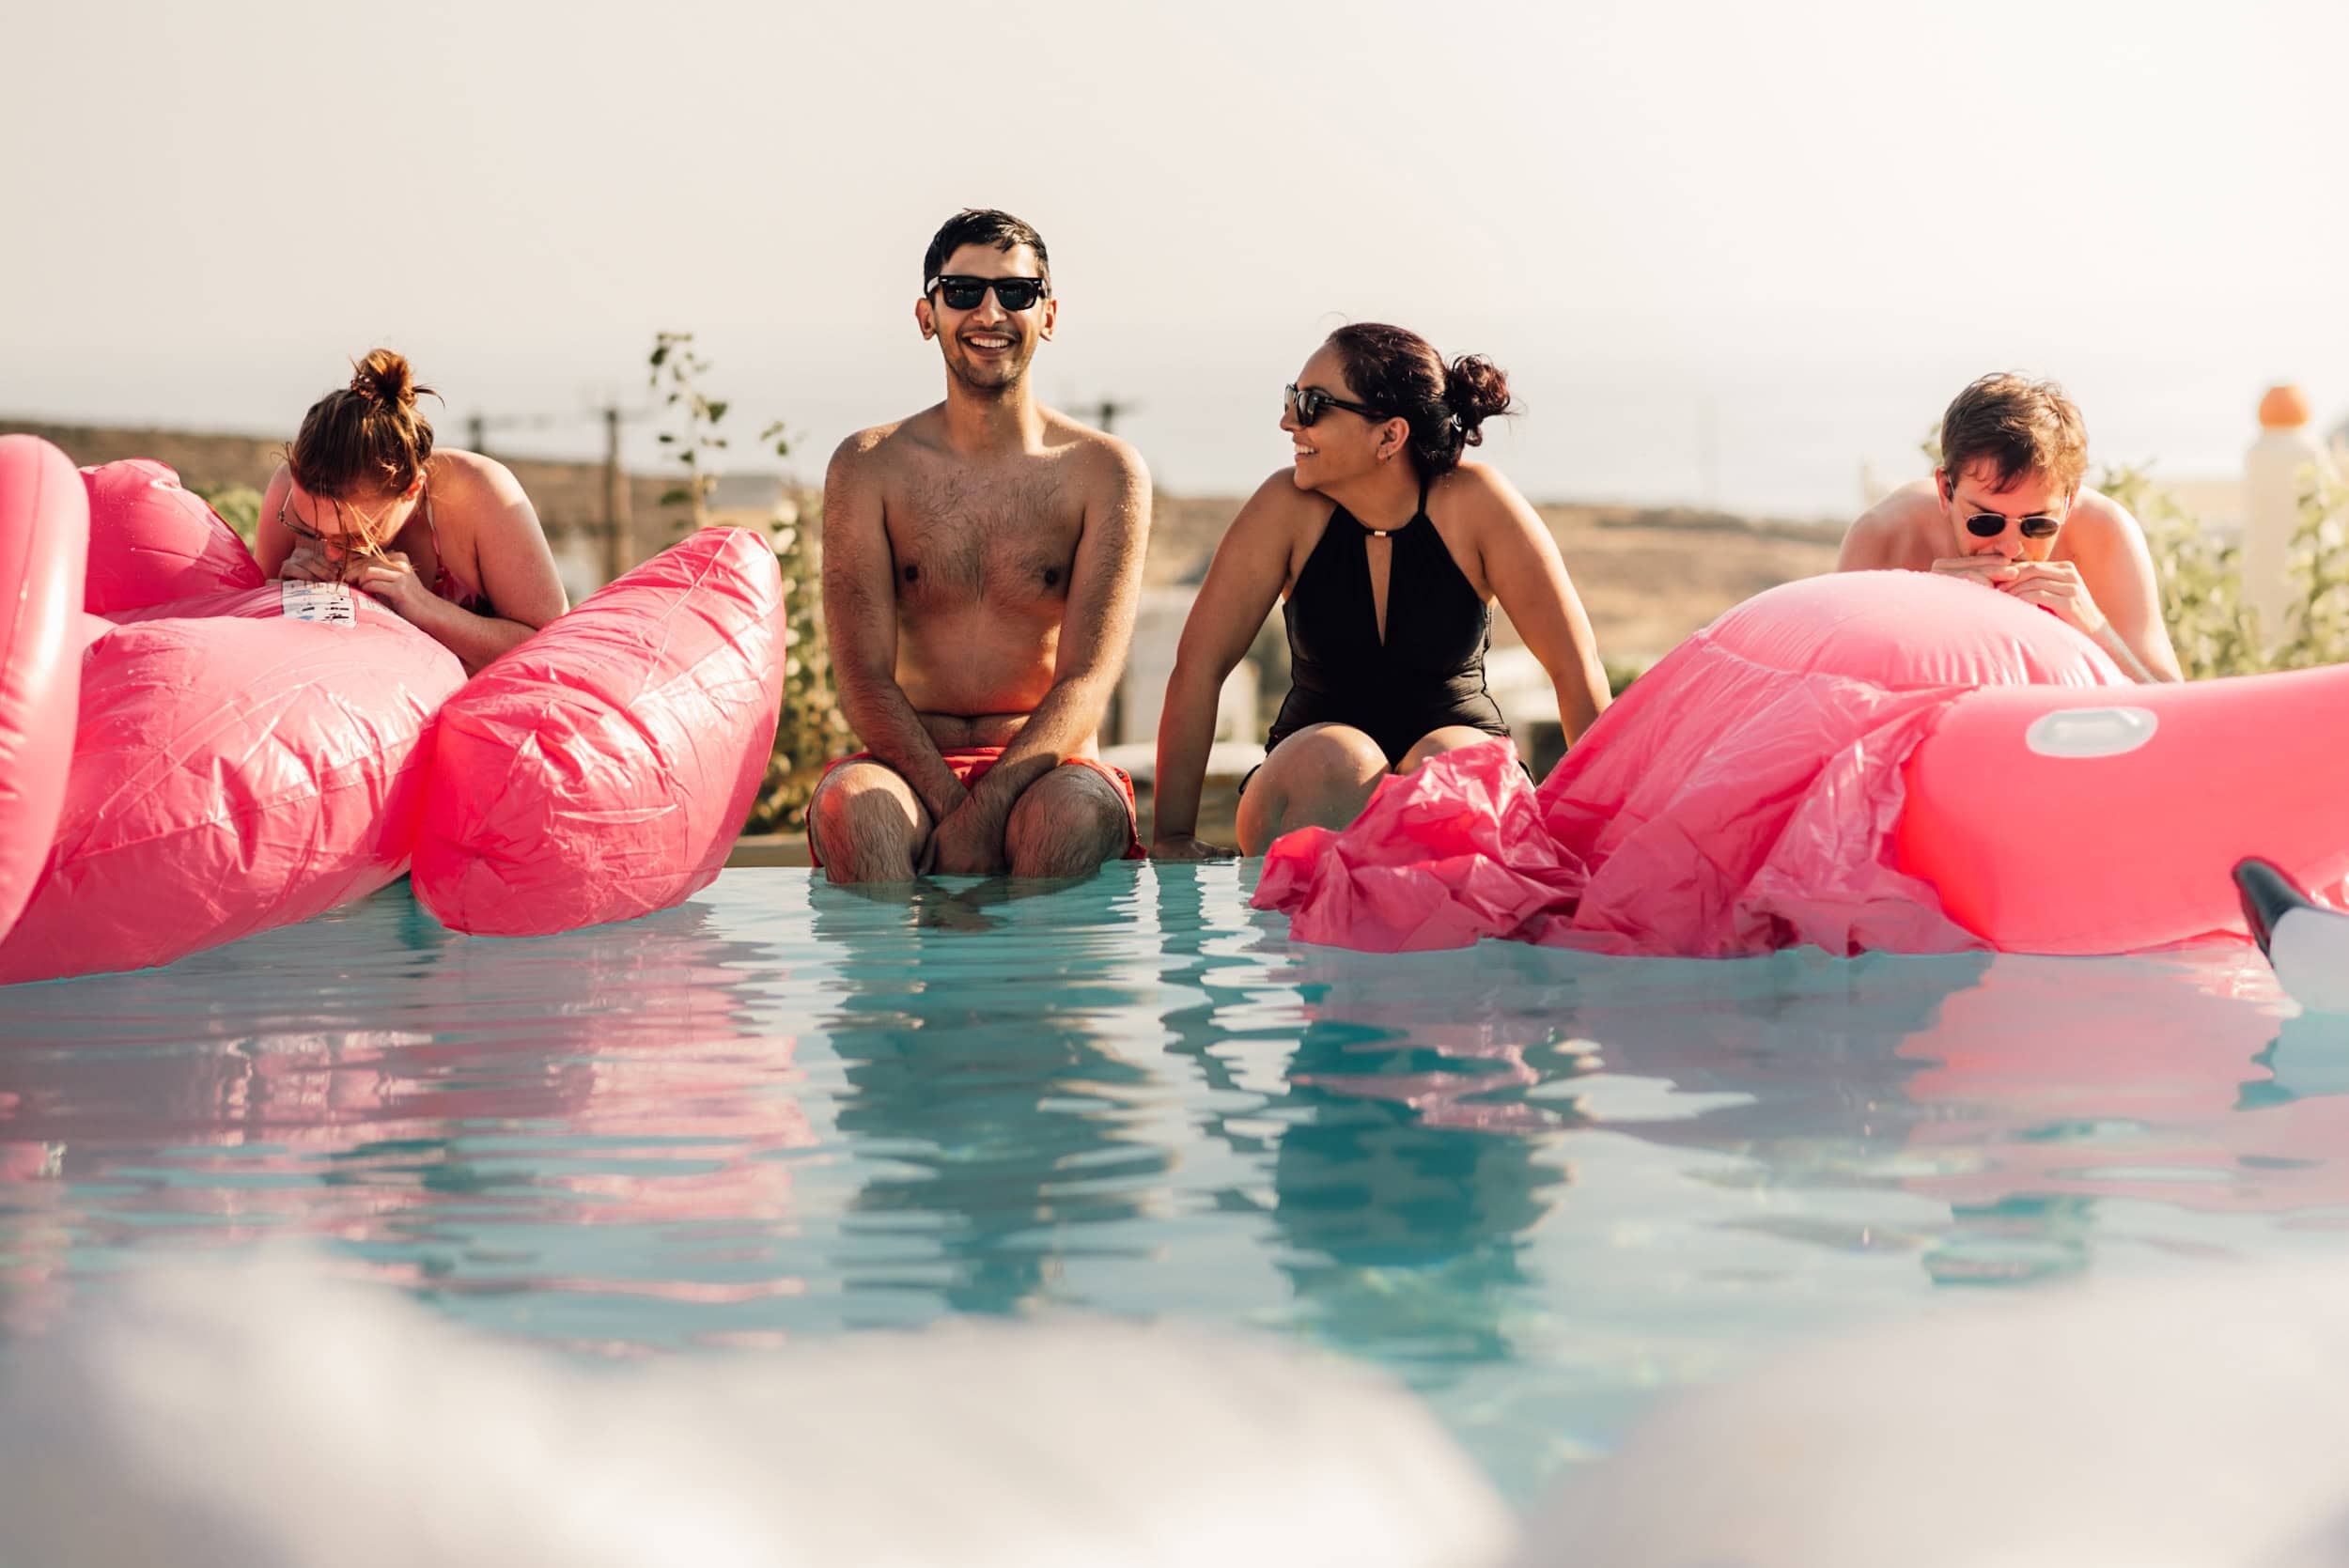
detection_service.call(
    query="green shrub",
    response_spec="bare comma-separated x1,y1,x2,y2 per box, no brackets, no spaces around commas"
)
647,333,849,836
1603,657,1648,696
2119,461,2349,679
193,482,263,549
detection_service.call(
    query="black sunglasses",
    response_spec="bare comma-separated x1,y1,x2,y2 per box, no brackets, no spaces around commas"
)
1964,511,2064,541
926,274,1049,312
1284,383,1390,427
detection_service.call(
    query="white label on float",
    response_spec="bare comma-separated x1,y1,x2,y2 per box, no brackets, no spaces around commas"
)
279,581,357,626
2023,706,2158,758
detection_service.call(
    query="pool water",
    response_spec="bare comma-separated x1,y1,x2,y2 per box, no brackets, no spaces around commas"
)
1,861,2339,1505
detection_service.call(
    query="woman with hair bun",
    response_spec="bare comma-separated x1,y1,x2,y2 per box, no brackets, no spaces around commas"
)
1152,323,1611,859
256,350,569,672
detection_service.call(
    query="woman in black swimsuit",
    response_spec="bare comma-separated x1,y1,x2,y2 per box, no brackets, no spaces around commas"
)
1152,324,1611,858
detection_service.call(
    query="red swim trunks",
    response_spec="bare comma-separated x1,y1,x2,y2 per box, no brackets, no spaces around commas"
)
805,747,1146,870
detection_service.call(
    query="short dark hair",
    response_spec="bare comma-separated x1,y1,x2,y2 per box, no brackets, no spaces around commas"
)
922,208,1050,291
1939,373,2089,494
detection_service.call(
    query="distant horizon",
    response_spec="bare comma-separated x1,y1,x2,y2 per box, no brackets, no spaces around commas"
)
4,343,2316,523
9,1,2343,520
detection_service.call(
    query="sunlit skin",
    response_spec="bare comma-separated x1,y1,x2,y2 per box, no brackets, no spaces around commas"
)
254,449,568,675
815,240,1151,882
1837,459,2183,683
1151,344,1613,860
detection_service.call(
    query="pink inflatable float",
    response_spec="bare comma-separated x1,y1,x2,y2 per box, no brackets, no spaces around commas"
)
0,436,89,944
0,445,786,984
80,457,264,613
1257,570,2349,958
411,525,786,937
0,454,464,986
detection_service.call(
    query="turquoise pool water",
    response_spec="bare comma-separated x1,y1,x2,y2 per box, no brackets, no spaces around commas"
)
1,862,2340,1504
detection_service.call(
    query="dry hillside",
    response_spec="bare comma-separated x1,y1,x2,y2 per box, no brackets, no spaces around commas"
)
7,417,1844,661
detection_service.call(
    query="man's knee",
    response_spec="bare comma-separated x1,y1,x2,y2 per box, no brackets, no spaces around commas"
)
812,768,926,883
1004,767,1128,878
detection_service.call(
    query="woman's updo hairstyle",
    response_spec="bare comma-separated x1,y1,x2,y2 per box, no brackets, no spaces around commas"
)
1325,322,1514,478
287,349,440,500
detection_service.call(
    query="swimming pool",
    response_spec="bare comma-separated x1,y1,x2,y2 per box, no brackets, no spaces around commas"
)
0,861,2335,1506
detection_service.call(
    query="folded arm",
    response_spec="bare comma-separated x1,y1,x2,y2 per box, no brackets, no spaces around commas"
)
1152,473,1294,854
960,442,1152,832
1470,468,1611,743
822,435,970,823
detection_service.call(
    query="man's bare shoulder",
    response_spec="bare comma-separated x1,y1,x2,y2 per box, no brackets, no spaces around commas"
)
1840,479,1940,567
1038,411,1150,498
827,411,943,479
2067,486,2143,534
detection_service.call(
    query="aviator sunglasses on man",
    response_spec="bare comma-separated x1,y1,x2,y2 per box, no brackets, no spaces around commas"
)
926,274,1049,312
1284,384,1392,427
1962,508,2065,541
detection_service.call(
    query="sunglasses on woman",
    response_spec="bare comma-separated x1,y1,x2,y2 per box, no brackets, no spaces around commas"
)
925,274,1049,312
1964,511,2064,541
1283,384,1391,427
278,492,392,563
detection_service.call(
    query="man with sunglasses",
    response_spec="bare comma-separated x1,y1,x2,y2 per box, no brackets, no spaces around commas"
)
1837,373,2182,683
809,209,1152,883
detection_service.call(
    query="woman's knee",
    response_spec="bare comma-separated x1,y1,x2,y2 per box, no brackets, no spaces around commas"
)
1272,724,1389,793
1237,726,1388,852
1397,725,1505,774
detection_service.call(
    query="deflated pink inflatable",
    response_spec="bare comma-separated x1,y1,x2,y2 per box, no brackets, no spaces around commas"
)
411,526,786,937
0,437,89,943
1258,571,2150,956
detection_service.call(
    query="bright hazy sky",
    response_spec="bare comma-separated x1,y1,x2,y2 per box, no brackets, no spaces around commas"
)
7,0,2346,513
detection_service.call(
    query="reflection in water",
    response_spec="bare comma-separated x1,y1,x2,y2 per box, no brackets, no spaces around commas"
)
1149,867,1579,1373
1270,954,1579,1362
1555,944,2326,1284
0,883,814,1340
0,864,2337,1509
808,874,1177,1320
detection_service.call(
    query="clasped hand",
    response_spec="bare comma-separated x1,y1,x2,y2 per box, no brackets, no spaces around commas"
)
1929,556,2107,637
924,796,1010,877
1151,833,1238,862
281,543,431,619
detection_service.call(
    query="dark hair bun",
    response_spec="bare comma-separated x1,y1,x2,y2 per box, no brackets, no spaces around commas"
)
350,348,419,409
1325,323,1517,477
292,348,440,497
1442,355,1512,446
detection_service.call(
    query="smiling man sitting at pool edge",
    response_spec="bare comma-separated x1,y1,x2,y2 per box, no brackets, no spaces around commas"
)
808,208,1152,884
1836,372,2183,683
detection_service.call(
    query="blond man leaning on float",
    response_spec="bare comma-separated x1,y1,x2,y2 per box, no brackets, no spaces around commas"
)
1837,373,2183,683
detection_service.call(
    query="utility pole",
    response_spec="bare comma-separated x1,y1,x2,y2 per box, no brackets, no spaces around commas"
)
453,402,645,587
603,404,633,585
1696,394,1720,511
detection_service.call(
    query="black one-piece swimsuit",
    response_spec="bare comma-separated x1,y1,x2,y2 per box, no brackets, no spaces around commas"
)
1261,479,1509,768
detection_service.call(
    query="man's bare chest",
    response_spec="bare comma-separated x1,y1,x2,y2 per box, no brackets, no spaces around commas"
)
883,466,1083,608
